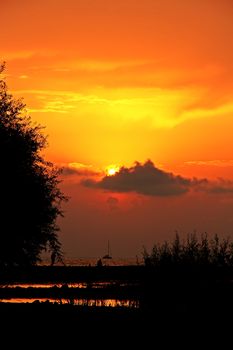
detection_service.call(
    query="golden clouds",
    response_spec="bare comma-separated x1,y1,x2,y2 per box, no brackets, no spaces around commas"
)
2,0,233,171
15,84,233,130
14,86,201,127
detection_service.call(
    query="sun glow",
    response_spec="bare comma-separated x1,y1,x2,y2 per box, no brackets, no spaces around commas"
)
106,165,120,176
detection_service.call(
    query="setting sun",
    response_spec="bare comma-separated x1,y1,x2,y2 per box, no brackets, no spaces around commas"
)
106,165,120,176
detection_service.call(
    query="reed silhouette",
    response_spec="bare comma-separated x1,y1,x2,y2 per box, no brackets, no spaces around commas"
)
141,232,233,329
143,232,233,268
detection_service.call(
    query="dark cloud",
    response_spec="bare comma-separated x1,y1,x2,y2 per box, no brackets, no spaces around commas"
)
61,167,79,176
82,160,205,196
210,187,233,194
60,165,100,177
203,179,233,194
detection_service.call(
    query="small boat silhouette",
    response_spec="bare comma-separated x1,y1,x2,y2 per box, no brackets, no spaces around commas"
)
102,240,112,259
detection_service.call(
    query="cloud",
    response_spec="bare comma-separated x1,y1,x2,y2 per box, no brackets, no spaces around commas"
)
19,75,29,79
82,160,233,197
60,163,101,177
1,50,36,60
210,187,233,194
55,59,152,73
202,179,233,195
16,85,233,129
82,160,205,196
185,160,233,167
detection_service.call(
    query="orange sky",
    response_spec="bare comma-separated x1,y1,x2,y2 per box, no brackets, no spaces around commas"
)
2,0,233,258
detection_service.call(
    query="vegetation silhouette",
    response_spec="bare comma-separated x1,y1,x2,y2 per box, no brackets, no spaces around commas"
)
0,63,66,267
141,232,233,323
143,232,233,268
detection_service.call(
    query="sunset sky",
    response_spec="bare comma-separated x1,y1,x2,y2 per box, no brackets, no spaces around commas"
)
2,0,233,258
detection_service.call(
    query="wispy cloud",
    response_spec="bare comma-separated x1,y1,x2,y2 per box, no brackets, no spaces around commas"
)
13,85,233,128
179,103,233,125
12,87,196,127
59,162,101,177
2,50,60,61
53,59,152,73
14,89,110,113
199,179,233,195
18,75,29,79
1,50,37,60
185,160,233,167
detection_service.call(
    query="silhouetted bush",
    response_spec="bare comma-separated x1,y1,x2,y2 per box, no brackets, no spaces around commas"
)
143,232,233,268
141,233,233,318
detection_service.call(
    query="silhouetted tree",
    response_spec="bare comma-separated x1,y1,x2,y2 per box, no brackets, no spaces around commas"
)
0,63,66,267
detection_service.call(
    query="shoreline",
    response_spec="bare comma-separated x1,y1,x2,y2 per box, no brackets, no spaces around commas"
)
0,265,145,284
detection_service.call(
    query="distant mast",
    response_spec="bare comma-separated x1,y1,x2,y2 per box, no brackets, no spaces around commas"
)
103,240,112,259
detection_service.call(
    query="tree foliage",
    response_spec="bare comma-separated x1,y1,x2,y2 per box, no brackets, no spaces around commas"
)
0,63,66,267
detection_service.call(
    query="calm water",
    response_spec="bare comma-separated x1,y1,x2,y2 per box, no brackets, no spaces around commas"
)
0,259,142,307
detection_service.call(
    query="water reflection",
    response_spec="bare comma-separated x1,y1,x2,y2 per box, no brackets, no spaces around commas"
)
0,282,140,308
4,281,134,289
0,298,139,308
5,283,85,289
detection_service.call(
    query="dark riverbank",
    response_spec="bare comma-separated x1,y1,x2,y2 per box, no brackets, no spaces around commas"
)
0,266,233,333
2,265,233,310
1,265,233,345
0,296,231,346
0,265,145,284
